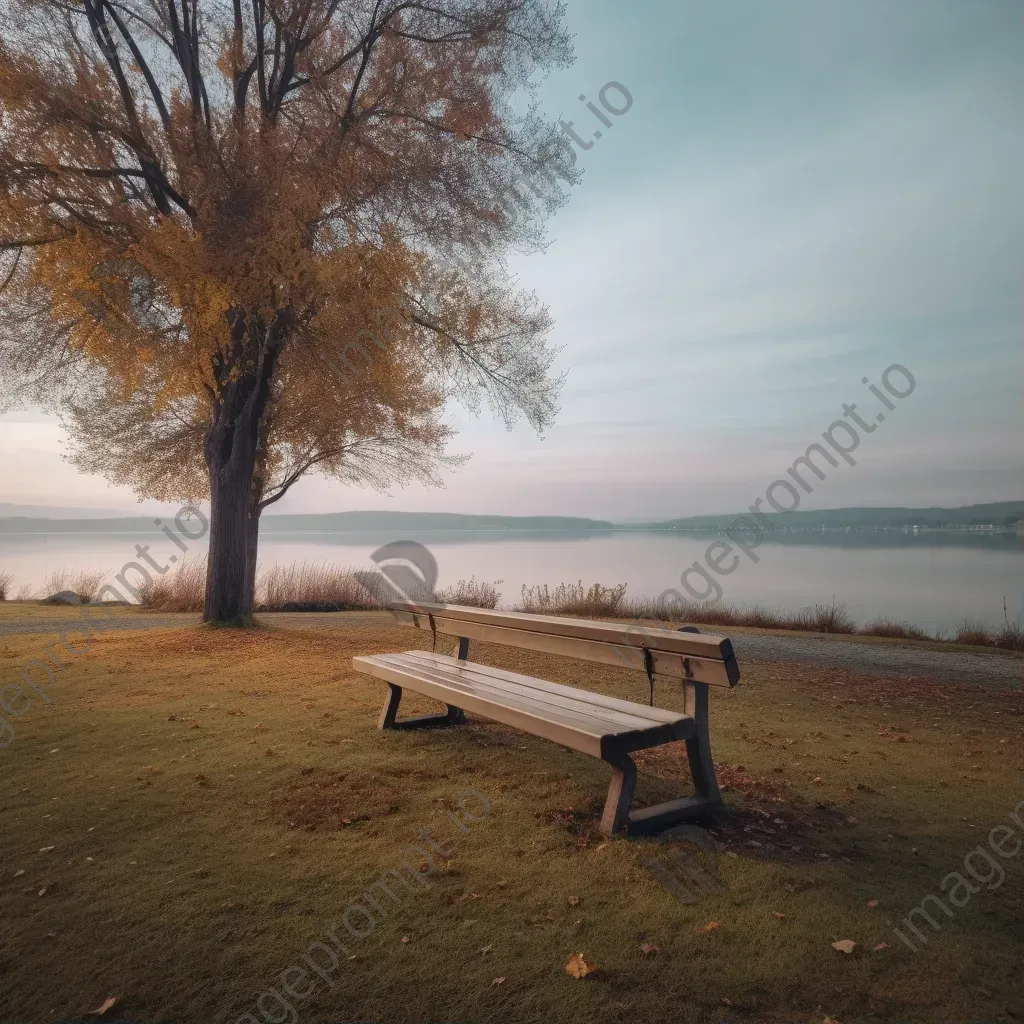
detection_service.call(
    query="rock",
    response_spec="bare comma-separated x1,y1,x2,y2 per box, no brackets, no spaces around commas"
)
42,590,82,606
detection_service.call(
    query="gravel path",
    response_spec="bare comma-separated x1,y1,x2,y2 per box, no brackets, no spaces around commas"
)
3,610,1019,690
727,633,1021,690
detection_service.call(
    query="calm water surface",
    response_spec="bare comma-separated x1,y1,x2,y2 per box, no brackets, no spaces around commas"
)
0,525,1020,634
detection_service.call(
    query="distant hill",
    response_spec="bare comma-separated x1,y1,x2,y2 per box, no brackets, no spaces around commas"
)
0,502,125,519
644,501,1024,531
0,504,1019,535
260,511,615,532
0,510,614,534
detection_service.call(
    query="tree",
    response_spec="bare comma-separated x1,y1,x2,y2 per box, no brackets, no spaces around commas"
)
0,0,577,621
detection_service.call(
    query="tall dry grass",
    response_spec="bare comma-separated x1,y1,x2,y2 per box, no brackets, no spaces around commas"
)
99,556,1024,653
624,594,855,633
953,618,994,647
41,568,109,603
860,617,932,641
0,571,14,600
257,562,387,611
516,581,628,617
139,558,207,612
434,576,502,609
138,560,390,613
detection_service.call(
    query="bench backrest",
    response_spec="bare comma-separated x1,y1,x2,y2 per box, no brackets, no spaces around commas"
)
390,602,739,689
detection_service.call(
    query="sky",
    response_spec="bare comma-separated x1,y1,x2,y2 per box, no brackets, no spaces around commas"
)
1,0,1021,520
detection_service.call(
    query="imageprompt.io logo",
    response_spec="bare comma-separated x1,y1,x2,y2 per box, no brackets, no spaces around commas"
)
353,541,438,606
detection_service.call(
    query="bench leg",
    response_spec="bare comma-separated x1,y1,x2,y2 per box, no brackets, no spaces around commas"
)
626,682,723,835
377,683,467,731
684,682,722,807
600,750,637,836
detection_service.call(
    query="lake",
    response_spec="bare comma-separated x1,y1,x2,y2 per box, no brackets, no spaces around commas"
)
0,522,1020,634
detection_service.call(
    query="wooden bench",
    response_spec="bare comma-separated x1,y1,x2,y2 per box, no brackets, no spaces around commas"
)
352,602,740,836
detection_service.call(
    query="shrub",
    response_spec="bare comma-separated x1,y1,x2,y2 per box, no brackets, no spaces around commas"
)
139,559,206,612
994,622,1024,652
953,618,994,647
42,568,109,604
516,581,627,617
860,617,931,641
256,562,386,612
793,597,856,634
0,572,13,601
994,597,1024,652
743,605,786,630
434,576,502,609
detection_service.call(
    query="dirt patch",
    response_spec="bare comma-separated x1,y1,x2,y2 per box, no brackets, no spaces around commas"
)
535,797,606,848
699,803,862,866
634,745,794,804
276,769,406,830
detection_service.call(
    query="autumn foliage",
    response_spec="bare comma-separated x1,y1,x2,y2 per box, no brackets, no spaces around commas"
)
0,0,576,620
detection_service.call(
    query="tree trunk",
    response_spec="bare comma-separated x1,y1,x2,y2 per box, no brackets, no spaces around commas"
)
204,449,255,621
243,504,261,615
203,318,281,623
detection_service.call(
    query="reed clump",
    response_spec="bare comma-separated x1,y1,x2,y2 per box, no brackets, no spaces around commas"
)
138,559,207,612
434,576,502,609
860,617,932,641
953,618,995,647
516,581,628,617
256,561,386,611
41,568,109,603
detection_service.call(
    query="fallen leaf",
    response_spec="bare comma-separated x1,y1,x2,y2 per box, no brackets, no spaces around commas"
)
773,912,786,919
866,899,878,908
565,952,597,978
702,921,719,933
640,942,659,955
831,939,856,954
812,777,823,784
873,942,888,951
479,944,493,955
88,996,120,1017
400,935,410,944
37,887,46,897
491,976,505,987
14,869,25,877
567,896,580,906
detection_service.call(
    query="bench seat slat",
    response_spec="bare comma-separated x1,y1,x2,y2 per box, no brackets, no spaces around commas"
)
382,660,662,742
402,651,686,725
353,652,693,758
384,653,674,733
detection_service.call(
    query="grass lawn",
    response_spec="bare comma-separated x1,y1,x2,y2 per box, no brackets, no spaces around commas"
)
1,614,1022,1024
